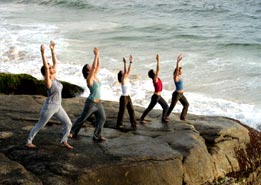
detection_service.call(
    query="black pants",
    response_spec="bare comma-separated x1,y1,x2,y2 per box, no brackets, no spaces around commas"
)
141,94,169,121
166,91,189,120
117,95,137,127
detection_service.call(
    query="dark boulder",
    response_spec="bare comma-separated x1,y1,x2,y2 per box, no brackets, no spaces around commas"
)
0,73,84,98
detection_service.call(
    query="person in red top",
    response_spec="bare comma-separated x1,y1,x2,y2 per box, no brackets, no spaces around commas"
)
140,54,169,124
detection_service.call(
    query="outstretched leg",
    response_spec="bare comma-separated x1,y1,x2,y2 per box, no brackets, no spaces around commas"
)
179,95,189,120
93,103,106,142
55,106,73,149
116,96,126,128
70,100,96,137
26,103,57,147
158,96,169,122
126,96,138,127
166,91,180,118
140,94,158,123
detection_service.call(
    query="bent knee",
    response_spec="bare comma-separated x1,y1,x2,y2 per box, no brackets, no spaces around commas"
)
98,116,106,124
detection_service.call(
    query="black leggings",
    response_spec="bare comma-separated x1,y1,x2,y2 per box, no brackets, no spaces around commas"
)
117,95,137,127
141,94,169,121
166,91,189,120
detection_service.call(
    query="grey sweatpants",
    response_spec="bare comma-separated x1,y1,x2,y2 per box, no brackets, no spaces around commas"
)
26,102,72,144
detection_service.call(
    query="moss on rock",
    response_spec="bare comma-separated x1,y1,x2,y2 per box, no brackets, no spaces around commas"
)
0,73,83,98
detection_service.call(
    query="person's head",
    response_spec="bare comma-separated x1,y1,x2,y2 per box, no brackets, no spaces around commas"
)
174,67,182,76
82,64,91,79
148,69,155,79
118,70,123,83
40,63,54,76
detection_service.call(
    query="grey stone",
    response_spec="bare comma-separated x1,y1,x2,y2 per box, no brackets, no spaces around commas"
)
0,95,260,185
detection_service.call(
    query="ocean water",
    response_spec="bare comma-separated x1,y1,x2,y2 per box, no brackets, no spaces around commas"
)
0,0,260,130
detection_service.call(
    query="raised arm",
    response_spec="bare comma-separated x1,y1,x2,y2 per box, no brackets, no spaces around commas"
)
174,53,183,80
126,55,133,75
92,47,99,74
97,53,100,71
154,54,160,80
41,45,52,89
123,57,127,74
49,40,57,72
87,47,99,86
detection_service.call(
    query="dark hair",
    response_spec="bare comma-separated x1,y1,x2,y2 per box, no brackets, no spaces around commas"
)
148,69,155,79
40,63,52,76
174,67,182,75
40,66,45,76
82,64,89,79
118,70,123,83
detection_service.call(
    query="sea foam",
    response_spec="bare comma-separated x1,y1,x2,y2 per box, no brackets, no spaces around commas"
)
0,55,260,131
1,0,260,131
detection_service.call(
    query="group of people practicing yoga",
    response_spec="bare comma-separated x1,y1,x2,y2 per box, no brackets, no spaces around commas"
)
25,41,189,149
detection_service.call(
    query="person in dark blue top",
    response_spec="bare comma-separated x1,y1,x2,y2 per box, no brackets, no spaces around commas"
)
166,53,189,121
69,48,107,142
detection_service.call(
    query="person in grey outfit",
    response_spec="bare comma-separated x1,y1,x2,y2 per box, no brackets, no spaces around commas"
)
69,48,107,142
26,41,73,149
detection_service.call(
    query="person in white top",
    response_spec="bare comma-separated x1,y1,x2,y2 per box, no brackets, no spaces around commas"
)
116,55,138,129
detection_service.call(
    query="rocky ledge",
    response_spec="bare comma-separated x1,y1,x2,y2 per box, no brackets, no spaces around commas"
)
0,95,260,185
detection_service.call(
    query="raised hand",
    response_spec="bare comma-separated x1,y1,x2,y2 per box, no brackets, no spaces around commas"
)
177,53,183,63
93,47,99,56
156,54,160,62
49,40,55,51
40,45,45,53
129,55,133,63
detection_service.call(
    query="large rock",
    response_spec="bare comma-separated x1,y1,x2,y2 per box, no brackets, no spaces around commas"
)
0,73,84,98
0,95,260,185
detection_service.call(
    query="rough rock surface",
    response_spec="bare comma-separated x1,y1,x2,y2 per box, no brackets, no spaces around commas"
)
0,95,260,185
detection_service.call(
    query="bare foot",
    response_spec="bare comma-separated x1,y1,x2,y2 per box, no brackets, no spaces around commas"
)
63,142,73,149
93,136,107,143
131,124,139,129
140,120,150,125
26,143,36,148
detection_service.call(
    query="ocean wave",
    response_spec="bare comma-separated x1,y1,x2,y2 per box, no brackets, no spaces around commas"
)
1,50,261,131
175,34,210,40
14,0,94,9
222,43,261,49
1,55,261,131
